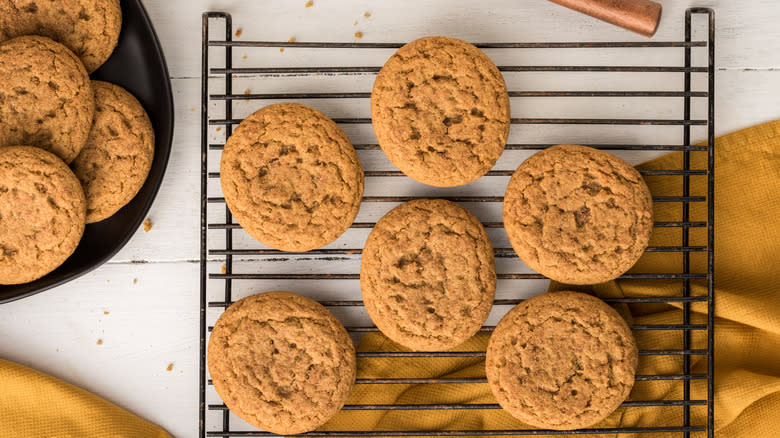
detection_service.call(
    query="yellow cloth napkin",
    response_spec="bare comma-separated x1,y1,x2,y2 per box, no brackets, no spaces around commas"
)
322,120,780,437
0,359,171,438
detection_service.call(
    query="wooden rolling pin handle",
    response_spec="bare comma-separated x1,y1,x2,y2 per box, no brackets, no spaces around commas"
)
547,0,662,38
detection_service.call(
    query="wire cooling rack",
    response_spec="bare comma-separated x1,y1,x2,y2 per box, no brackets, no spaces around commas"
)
200,8,714,437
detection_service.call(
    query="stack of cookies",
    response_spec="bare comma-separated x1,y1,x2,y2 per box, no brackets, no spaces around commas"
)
0,1,156,285
210,36,654,433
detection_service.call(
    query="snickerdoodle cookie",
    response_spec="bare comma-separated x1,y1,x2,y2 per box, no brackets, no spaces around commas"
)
0,0,122,72
0,146,86,284
208,292,356,435
71,81,154,223
220,103,364,252
486,291,638,430
361,199,496,351
503,145,653,284
0,36,94,163
371,36,510,187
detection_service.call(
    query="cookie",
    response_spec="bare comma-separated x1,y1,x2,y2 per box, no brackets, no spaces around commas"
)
0,146,86,284
0,36,95,163
361,199,496,351
503,145,653,284
220,103,364,252
71,81,154,223
0,0,122,73
371,36,510,187
208,292,356,435
486,291,638,430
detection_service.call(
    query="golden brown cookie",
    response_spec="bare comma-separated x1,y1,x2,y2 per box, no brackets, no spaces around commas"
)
0,36,94,163
361,199,496,351
503,145,653,284
220,103,364,252
0,146,86,284
371,36,510,187
207,292,356,435
0,0,122,73
486,291,638,430
71,81,154,223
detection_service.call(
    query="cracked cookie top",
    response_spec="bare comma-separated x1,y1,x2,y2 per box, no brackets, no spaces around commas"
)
0,35,95,163
71,81,154,223
361,199,496,351
503,145,653,284
207,291,356,435
371,36,510,187
220,103,364,252
0,146,86,284
486,291,638,430
0,0,122,73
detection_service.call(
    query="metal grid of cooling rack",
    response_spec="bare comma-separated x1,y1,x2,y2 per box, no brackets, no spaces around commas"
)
200,8,714,437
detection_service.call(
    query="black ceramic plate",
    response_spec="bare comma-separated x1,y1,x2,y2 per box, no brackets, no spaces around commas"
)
0,0,174,303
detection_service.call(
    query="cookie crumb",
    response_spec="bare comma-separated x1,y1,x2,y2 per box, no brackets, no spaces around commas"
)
242,55,247,59
235,28,243,37
279,48,285,53
364,12,371,17
288,37,296,43
305,0,313,7
96,339,103,345
133,278,137,284
354,31,363,38
190,107,195,112
166,363,173,372
216,127,221,132
353,20,358,26
221,264,227,274
143,219,152,232
243,89,250,95
104,311,109,315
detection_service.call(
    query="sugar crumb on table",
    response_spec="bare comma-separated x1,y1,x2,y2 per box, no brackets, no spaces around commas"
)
143,218,152,232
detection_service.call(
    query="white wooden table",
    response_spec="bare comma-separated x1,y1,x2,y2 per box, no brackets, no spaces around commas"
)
1,1,778,436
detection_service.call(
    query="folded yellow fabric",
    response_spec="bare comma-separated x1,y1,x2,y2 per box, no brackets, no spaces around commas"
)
322,120,780,437
0,359,171,438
